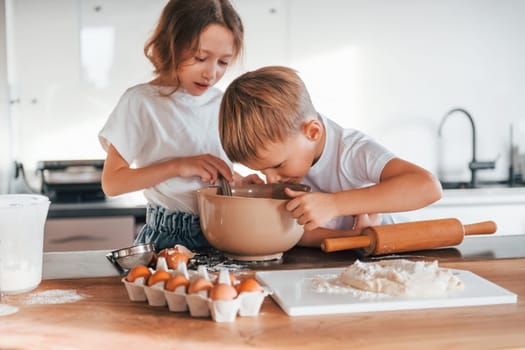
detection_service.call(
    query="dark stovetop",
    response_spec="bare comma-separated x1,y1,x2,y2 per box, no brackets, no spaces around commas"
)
48,194,146,219
184,235,525,272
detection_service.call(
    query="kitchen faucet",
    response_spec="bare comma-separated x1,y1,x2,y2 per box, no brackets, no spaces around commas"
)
438,108,496,188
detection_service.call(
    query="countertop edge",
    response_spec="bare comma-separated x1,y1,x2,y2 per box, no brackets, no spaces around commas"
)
42,235,525,280
43,250,119,280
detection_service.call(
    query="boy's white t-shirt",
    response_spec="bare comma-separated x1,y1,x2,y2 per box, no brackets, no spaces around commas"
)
98,83,231,214
302,114,396,230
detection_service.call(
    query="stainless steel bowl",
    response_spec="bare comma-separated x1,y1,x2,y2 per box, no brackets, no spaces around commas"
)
106,243,155,274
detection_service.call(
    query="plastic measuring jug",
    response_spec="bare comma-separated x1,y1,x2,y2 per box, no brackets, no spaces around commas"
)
0,194,50,294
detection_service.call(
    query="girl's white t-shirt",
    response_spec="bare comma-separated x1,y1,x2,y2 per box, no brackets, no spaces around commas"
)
99,83,231,214
303,114,396,230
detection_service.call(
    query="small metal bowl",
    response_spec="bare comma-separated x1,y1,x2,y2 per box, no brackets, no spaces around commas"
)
106,243,155,274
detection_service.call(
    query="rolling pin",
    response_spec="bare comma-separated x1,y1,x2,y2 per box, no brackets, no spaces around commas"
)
320,218,497,255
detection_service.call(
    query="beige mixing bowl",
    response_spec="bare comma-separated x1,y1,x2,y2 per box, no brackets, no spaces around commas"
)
196,184,310,261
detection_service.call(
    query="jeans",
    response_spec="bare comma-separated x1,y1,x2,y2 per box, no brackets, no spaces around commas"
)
134,204,210,252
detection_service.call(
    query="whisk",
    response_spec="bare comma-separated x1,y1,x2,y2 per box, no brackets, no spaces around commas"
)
219,174,232,196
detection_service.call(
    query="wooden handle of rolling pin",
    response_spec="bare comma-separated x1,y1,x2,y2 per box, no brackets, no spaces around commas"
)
320,218,497,255
463,220,498,235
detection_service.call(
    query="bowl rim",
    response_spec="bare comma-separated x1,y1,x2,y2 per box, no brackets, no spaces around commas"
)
110,243,155,259
196,187,286,202
197,183,310,201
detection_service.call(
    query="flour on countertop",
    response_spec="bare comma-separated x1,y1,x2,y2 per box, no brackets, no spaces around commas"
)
22,289,86,305
0,303,19,316
311,259,463,298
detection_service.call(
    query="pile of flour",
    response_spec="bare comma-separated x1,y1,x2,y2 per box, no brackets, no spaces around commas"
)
312,259,463,298
0,304,19,316
0,289,85,316
22,289,85,305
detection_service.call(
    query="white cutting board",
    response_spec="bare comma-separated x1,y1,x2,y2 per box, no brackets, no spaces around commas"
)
256,267,517,316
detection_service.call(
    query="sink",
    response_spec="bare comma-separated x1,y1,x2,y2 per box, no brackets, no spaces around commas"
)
440,180,524,190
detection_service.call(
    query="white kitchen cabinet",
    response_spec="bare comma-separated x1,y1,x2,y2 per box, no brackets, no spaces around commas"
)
44,216,135,252
399,188,525,236
7,0,165,168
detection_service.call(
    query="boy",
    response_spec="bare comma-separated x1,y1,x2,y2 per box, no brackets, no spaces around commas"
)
219,66,442,247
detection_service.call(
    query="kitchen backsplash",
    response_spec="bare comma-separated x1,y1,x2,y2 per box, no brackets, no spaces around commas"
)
1,0,525,188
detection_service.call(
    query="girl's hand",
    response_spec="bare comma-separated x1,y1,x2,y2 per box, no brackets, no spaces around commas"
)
176,154,232,184
284,188,339,231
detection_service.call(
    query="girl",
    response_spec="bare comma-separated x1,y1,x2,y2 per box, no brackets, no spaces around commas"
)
99,0,259,252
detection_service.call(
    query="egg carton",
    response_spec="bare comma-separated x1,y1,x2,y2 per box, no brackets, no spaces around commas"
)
122,258,270,322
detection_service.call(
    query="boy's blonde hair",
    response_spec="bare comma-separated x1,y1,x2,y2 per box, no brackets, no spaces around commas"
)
219,66,317,163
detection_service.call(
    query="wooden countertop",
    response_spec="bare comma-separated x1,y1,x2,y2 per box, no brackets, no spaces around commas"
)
1,258,524,349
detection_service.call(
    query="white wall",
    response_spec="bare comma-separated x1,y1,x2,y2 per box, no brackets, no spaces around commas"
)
0,0,12,193
5,0,165,190
3,0,525,190
283,0,525,182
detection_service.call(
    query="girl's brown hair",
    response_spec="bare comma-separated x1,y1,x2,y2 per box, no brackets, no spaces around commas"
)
145,0,244,86
219,66,317,163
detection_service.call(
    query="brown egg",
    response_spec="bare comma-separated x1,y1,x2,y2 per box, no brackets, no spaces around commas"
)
236,278,263,293
165,274,190,292
158,247,178,258
147,270,171,287
126,265,151,283
209,283,238,300
187,277,214,295
166,253,190,270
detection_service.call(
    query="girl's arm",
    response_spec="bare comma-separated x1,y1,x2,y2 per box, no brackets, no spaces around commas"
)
101,144,233,196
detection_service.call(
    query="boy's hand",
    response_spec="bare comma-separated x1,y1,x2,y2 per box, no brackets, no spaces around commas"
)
175,154,232,184
284,188,339,231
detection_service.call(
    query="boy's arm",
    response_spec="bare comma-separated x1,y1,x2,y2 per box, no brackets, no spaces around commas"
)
101,144,233,196
286,158,442,232
352,157,442,213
